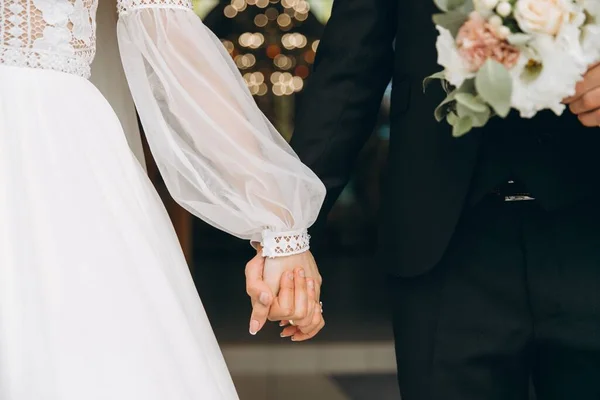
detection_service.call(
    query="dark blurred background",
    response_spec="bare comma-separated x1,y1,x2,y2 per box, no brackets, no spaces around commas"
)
142,1,399,398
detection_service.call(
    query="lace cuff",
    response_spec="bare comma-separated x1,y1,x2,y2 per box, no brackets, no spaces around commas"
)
117,0,193,14
260,229,310,258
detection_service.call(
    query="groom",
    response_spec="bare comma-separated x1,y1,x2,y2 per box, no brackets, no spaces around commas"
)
248,0,600,399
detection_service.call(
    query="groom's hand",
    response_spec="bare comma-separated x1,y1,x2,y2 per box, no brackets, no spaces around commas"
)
262,251,325,341
565,62,600,127
262,251,322,318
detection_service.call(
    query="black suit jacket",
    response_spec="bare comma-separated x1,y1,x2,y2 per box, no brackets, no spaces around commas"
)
290,0,599,276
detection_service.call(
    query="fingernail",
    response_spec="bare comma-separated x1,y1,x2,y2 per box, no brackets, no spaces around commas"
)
259,292,270,305
299,269,305,278
280,332,292,338
287,272,294,280
249,320,259,335
307,279,314,289
291,336,298,341
279,321,286,326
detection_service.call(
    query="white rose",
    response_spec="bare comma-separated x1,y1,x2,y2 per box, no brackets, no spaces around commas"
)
514,0,570,36
434,26,474,87
582,0,600,19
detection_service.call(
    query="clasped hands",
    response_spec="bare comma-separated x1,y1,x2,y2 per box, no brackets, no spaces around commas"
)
245,247,324,341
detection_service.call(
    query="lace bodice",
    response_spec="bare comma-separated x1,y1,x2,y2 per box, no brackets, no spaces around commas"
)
0,0,98,77
0,0,192,78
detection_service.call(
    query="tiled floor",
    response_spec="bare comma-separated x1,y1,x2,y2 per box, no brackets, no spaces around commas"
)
223,342,399,399
332,374,400,400
191,247,400,399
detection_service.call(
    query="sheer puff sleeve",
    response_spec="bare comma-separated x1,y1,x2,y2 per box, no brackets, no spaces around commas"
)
116,0,326,258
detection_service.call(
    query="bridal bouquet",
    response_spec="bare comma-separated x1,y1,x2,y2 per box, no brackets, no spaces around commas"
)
425,0,600,136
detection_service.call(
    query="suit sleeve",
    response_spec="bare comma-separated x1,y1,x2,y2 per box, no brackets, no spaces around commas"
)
290,0,397,239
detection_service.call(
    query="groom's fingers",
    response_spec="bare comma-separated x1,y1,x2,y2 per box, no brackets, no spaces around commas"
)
290,267,309,321
293,320,325,341
279,324,299,338
297,302,322,336
268,270,295,320
293,278,316,327
271,267,309,321
292,310,325,342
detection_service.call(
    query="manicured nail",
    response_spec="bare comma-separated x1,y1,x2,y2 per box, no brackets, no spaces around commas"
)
287,272,294,280
299,269,305,278
279,320,286,326
249,320,259,335
259,292,270,306
280,332,292,338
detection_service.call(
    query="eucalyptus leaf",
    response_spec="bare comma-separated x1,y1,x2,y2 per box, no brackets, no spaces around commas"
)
475,59,512,118
452,116,473,137
434,0,466,12
455,93,488,113
432,11,468,36
423,71,446,93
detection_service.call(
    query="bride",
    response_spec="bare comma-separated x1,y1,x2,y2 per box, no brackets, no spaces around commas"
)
0,0,325,398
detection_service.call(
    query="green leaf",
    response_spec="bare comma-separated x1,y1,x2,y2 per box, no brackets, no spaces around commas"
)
457,78,476,94
452,116,473,137
423,71,446,93
433,11,469,36
455,93,488,113
475,59,512,118
435,90,458,122
434,0,466,12
459,0,474,13
447,112,459,126
470,106,491,128
455,102,470,120
456,103,491,127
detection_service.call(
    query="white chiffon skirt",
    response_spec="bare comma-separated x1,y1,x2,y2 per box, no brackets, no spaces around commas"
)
0,65,239,399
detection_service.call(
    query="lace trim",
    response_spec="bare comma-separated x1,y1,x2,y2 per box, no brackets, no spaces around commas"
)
0,46,90,79
117,0,193,14
261,229,311,258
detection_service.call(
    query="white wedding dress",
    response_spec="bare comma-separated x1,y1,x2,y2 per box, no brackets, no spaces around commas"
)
0,0,325,399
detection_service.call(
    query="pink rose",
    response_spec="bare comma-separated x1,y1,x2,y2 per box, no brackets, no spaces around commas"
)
456,13,521,72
